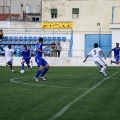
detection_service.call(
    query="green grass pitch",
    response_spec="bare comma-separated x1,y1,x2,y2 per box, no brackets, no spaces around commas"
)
0,66,120,120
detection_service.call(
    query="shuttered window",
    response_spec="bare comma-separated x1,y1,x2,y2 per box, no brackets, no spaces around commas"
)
51,9,57,18
72,8,79,19
72,8,79,14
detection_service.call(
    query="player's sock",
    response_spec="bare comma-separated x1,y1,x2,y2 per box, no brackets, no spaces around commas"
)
111,60,116,64
100,66,107,76
35,70,42,78
27,64,30,70
22,63,24,70
40,67,49,77
100,66,106,72
9,64,14,71
28,64,30,68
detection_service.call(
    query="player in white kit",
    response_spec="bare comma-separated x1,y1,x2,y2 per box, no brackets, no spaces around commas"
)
83,43,107,77
0,45,15,73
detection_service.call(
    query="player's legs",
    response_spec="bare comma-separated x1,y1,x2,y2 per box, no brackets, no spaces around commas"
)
40,64,50,79
30,59,33,68
100,65,106,76
27,64,30,70
115,56,119,65
95,61,107,76
39,59,50,80
94,58,107,77
118,56,120,65
58,50,61,57
25,58,30,71
110,60,116,64
20,59,25,73
111,56,119,65
7,60,15,73
34,58,43,81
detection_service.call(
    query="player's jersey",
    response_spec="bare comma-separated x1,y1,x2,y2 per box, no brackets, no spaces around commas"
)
4,47,14,61
35,42,44,59
20,49,30,58
88,47,101,59
112,47,120,57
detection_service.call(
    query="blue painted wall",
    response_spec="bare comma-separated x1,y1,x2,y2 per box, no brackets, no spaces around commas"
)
85,34,112,57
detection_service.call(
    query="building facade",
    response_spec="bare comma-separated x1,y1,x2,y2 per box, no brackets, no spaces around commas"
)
0,0,120,58
0,0,42,21
42,0,120,32
0,0,120,32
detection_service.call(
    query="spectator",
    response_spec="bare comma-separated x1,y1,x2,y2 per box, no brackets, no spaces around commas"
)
0,30,3,41
55,41,63,57
50,42,56,57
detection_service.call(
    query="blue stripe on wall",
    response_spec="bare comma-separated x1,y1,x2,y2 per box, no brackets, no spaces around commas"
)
85,34,112,57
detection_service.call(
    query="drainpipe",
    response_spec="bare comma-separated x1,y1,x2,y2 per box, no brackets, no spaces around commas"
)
112,7,115,24
20,3,24,20
3,0,5,13
9,0,11,20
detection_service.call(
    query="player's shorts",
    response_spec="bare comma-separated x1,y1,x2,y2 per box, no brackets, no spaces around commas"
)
93,57,106,67
115,55,120,62
22,57,30,64
35,58,48,67
7,58,13,64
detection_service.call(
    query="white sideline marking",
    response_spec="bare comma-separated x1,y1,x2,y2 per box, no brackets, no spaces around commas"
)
48,71,120,120
9,77,88,90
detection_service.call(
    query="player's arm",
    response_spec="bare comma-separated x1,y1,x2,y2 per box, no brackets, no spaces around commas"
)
83,55,89,63
37,48,44,53
37,48,47,55
19,50,24,55
14,51,16,54
107,50,112,57
100,50,106,60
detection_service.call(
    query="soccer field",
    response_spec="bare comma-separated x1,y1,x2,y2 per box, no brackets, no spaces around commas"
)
0,66,120,120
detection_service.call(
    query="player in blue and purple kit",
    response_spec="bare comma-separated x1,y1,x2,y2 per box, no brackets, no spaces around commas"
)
107,43,120,65
34,37,50,81
20,45,31,73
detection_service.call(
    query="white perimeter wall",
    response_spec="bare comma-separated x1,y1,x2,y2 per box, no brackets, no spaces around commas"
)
72,33,85,57
0,57,117,66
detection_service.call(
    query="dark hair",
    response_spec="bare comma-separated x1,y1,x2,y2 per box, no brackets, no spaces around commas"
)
24,45,27,47
94,43,98,48
8,45,11,49
116,43,119,46
39,37,43,42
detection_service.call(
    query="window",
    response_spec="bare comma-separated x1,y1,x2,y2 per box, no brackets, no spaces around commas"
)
32,17,35,21
32,17,39,21
97,22,100,26
51,9,57,18
36,18,40,21
72,8,79,19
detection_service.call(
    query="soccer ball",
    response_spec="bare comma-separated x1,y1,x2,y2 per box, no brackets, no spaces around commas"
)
20,70,24,73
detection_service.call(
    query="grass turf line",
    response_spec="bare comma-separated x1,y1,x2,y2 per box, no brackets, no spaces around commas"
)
0,66,120,120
